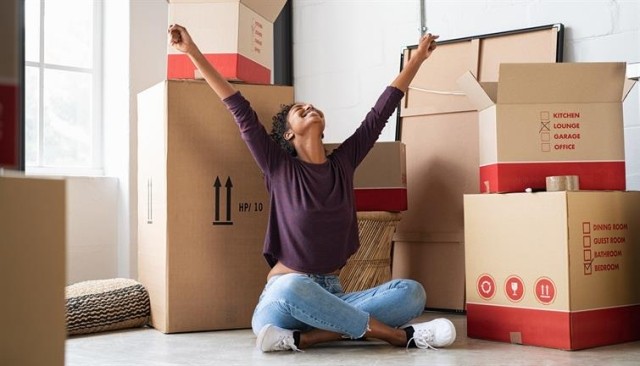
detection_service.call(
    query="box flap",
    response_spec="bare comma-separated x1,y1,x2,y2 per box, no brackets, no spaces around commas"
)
497,62,627,104
168,0,286,22
241,0,286,22
623,79,637,101
456,71,496,111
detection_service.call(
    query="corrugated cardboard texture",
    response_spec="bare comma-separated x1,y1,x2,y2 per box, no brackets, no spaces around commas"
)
0,176,66,366
138,81,293,333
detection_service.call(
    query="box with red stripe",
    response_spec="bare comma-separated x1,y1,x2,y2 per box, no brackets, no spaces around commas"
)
464,191,640,350
167,0,286,84
458,63,636,193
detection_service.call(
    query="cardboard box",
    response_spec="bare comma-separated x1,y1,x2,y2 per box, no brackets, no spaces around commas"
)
393,26,563,311
391,112,477,310
0,175,66,366
0,0,20,169
324,141,407,212
137,80,293,333
392,240,465,311
167,0,287,84
458,62,636,193
464,191,640,350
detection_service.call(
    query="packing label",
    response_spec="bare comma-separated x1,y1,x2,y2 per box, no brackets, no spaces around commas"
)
581,221,628,275
539,110,582,152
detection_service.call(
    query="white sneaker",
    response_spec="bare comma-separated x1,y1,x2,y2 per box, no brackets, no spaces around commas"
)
403,318,456,349
256,324,301,352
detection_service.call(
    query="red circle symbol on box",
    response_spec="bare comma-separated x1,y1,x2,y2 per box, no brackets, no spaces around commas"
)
534,277,556,305
476,274,496,300
504,275,525,302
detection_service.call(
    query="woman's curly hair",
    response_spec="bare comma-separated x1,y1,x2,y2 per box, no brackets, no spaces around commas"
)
270,103,297,157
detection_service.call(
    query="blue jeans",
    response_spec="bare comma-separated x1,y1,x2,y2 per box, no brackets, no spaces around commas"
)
251,273,426,339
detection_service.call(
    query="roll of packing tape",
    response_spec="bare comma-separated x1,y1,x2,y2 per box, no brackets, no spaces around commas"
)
546,175,580,191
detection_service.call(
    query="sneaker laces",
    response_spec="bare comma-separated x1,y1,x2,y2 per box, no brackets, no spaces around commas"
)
272,335,301,352
407,328,439,350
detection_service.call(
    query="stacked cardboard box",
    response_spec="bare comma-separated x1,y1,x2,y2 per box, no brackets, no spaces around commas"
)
324,141,407,212
457,62,635,193
139,0,293,334
167,0,287,84
137,81,293,333
462,62,639,350
0,175,66,366
464,191,640,350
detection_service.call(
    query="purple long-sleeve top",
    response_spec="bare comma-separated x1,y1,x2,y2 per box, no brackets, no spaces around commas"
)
223,86,404,274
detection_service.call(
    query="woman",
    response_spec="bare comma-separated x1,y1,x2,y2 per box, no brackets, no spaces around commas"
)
168,24,455,352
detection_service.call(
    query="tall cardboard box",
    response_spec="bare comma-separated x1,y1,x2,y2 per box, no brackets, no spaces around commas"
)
0,0,20,169
458,62,636,193
324,141,407,212
167,0,287,84
0,175,66,366
137,80,293,333
464,191,640,350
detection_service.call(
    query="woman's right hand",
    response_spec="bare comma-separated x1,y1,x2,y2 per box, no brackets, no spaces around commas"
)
168,24,197,55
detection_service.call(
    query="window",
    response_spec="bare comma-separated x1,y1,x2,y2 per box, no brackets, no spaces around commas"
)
24,0,103,175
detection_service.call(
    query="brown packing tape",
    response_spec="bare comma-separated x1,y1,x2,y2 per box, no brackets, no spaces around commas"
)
546,175,580,191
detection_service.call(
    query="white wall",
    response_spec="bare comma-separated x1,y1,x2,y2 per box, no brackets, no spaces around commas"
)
293,0,640,188
66,177,119,284
77,0,638,282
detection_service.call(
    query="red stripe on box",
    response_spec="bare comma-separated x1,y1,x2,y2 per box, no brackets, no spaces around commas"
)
467,303,640,350
167,53,271,84
0,83,19,168
570,305,640,350
479,161,626,193
354,188,407,212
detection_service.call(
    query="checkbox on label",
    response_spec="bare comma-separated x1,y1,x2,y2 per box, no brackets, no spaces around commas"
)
540,132,550,141
583,222,591,234
584,249,592,261
583,235,591,248
584,262,592,275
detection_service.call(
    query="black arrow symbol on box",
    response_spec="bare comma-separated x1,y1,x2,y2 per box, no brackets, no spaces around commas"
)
213,176,233,225
225,176,233,222
214,177,221,223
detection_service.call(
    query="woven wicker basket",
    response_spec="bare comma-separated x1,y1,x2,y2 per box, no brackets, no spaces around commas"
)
339,211,402,292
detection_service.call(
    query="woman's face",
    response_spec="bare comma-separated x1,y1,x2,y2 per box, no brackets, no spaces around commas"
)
286,103,325,138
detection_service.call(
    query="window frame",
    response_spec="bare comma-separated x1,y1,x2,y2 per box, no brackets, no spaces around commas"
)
24,0,104,177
